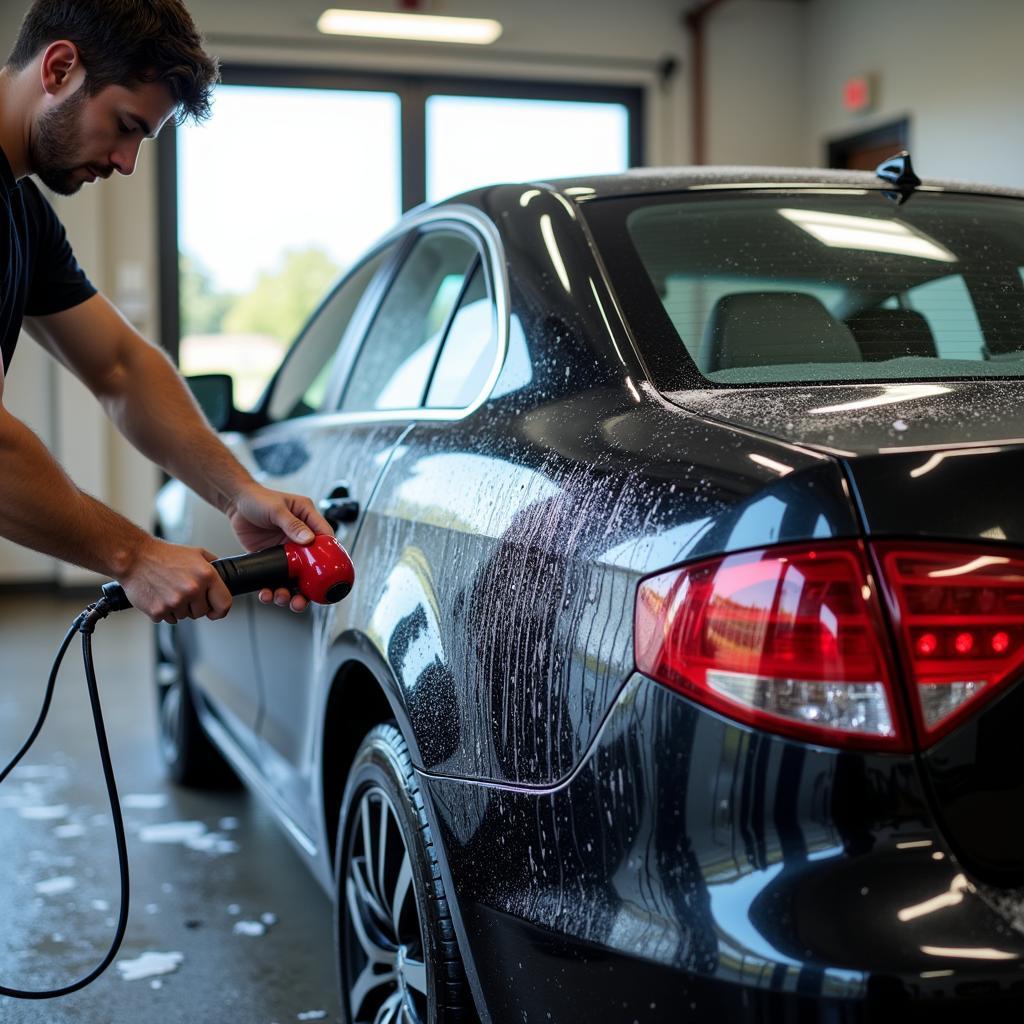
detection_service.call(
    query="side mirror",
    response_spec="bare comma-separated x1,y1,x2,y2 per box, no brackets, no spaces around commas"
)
187,373,234,430
186,374,264,433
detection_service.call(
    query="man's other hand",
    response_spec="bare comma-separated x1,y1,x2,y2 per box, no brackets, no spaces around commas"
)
225,484,334,613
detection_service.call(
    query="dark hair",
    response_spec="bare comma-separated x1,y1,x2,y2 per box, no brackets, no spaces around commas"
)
6,0,220,124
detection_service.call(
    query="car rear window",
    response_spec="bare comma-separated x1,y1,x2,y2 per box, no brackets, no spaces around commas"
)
585,190,1024,388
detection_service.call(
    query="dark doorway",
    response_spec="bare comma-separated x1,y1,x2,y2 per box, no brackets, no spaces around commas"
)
827,118,910,171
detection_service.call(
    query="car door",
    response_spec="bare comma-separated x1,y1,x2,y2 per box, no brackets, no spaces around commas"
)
177,243,396,780
172,450,265,766
251,222,481,836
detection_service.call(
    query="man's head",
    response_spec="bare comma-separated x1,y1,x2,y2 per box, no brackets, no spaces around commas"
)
5,0,219,194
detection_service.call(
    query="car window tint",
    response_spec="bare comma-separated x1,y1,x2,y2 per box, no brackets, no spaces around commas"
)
596,192,1024,385
341,232,477,412
658,274,845,362
902,274,984,360
269,245,395,420
426,263,498,408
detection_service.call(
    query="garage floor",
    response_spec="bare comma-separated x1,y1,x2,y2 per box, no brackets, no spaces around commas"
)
0,594,342,1023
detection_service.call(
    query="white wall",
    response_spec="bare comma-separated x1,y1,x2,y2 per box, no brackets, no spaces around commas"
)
804,0,1024,186
704,0,806,167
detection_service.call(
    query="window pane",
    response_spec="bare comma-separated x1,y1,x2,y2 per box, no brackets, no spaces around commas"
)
904,275,984,360
178,85,402,408
598,192,1024,384
269,245,395,421
341,233,477,412
427,263,497,408
426,95,629,203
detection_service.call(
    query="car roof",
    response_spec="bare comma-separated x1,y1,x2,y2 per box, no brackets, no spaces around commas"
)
445,165,1024,204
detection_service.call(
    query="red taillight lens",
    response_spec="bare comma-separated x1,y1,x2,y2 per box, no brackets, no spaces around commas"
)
636,540,1024,751
873,543,1024,743
635,543,908,751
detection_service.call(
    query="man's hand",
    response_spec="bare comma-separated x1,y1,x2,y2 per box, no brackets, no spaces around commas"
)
120,537,232,624
225,483,334,613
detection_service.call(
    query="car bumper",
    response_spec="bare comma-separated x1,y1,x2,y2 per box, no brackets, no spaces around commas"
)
420,674,1024,1022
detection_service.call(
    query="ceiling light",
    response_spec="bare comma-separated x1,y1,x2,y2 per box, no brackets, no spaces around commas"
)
317,8,503,44
779,208,957,263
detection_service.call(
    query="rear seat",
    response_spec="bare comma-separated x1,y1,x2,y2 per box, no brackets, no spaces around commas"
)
699,291,862,372
844,308,938,361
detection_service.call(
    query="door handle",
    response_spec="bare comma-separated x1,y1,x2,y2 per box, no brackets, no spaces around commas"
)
319,481,360,527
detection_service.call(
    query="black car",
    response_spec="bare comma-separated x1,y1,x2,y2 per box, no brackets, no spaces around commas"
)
157,158,1024,1022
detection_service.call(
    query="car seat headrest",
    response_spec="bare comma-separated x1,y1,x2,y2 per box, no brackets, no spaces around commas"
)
845,308,938,361
700,291,861,372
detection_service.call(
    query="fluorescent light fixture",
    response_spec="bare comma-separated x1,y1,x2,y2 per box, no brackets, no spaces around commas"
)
779,208,957,263
317,8,503,44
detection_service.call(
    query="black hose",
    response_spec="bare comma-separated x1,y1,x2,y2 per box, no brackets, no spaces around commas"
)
0,599,131,999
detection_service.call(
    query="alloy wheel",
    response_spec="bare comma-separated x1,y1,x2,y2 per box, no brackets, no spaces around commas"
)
343,785,428,1024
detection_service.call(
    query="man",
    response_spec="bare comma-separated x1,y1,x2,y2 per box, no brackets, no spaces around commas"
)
0,0,333,623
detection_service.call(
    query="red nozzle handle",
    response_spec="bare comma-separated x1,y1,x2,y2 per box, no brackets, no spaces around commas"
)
283,535,355,604
100,535,355,610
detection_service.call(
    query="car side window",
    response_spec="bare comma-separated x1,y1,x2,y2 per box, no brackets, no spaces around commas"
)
426,261,498,408
269,244,395,421
340,231,477,413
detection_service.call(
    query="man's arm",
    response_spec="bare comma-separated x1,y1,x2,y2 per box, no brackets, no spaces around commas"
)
0,392,231,623
25,293,334,611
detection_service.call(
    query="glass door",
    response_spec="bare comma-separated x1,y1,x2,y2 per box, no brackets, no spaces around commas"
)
426,94,631,203
176,84,402,407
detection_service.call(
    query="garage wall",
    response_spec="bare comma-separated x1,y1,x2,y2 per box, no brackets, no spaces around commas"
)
804,0,1024,186
704,0,806,167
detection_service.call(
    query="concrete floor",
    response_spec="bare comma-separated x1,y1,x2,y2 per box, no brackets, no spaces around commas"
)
0,594,342,1023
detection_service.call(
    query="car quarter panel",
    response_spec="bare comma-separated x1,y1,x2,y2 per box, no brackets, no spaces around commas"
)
420,676,1024,1021
331,186,860,786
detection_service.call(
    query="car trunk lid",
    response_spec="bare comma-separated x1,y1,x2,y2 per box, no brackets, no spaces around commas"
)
670,378,1024,890
667,379,1024,546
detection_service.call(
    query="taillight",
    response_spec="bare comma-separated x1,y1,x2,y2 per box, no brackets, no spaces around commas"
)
873,543,1024,744
634,543,908,751
635,540,1024,751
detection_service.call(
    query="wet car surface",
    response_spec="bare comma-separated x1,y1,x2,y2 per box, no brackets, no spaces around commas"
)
158,166,1024,1021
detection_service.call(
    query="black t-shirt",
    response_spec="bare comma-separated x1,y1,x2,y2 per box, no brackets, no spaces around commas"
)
1,145,96,374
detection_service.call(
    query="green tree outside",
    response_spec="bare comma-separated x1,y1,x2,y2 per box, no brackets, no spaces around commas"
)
222,247,342,344
179,252,236,336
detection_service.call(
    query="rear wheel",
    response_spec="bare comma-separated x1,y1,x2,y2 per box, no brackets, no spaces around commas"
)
154,621,236,788
336,724,473,1023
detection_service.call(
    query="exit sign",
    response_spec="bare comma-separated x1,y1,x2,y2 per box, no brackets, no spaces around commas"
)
844,75,876,113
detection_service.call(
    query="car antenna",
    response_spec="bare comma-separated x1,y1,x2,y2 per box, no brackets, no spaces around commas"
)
875,150,921,205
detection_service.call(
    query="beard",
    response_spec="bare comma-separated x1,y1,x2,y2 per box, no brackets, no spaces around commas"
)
31,88,88,196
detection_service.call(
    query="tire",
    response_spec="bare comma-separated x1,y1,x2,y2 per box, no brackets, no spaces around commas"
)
154,620,237,788
336,723,473,1024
